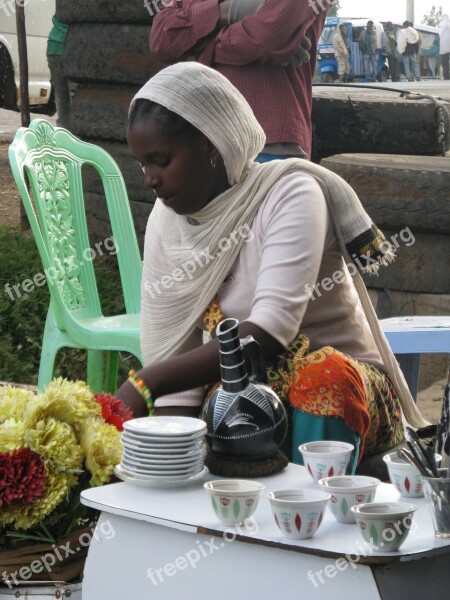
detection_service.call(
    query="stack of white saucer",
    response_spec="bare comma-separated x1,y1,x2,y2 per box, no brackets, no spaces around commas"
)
114,416,208,488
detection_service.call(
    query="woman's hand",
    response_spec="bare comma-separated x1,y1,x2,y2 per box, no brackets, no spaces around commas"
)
115,374,203,419
115,322,283,418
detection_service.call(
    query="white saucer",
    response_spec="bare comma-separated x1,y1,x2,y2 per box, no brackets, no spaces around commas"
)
121,430,206,446
122,448,206,466
121,458,204,477
114,464,209,488
120,442,206,457
118,461,204,480
124,416,206,437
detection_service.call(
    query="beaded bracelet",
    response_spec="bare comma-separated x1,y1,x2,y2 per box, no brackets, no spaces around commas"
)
128,370,154,414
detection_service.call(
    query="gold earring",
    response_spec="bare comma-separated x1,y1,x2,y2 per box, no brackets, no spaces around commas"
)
210,156,216,168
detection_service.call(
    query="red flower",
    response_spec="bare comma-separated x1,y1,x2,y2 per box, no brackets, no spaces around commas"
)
94,393,133,431
0,448,47,508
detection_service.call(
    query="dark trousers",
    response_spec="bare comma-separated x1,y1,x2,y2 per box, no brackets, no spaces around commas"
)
442,53,450,80
387,54,401,82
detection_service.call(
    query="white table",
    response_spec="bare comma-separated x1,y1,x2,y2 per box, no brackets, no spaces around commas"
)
81,464,450,600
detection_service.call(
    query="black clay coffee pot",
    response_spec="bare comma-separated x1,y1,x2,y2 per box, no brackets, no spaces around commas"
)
201,318,288,461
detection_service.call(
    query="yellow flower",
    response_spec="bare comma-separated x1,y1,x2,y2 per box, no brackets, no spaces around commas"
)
79,419,122,486
25,417,84,474
0,378,126,533
0,418,26,451
24,378,101,431
0,470,75,530
0,386,33,424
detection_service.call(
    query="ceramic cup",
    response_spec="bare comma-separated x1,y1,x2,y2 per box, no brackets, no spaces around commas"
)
299,441,354,482
318,475,380,524
422,469,450,538
351,502,417,552
204,479,265,526
267,489,330,540
383,451,442,498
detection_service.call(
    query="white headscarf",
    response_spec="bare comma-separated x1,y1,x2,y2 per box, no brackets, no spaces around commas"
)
130,62,426,429
130,61,265,185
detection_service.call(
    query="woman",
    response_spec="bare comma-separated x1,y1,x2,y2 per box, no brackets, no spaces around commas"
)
116,62,426,466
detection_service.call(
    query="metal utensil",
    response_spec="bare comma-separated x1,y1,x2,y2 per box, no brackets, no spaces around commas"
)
425,445,441,478
405,427,440,478
435,371,450,478
435,374,449,458
397,448,432,478
405,439,428,475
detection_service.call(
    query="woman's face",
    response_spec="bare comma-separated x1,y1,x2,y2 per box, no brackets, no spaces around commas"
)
127,116,229,215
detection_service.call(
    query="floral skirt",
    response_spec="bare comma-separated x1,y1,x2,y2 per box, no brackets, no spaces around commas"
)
203,300,404,468
264,332,404,467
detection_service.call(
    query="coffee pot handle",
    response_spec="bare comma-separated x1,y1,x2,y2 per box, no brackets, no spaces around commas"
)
240,336,268,384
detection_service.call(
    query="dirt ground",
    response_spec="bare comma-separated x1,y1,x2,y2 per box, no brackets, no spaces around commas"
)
0,117,446,425
0,142,22,227
0,108,56,226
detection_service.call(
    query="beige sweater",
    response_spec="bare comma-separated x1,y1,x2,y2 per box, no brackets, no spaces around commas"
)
155,172,383,408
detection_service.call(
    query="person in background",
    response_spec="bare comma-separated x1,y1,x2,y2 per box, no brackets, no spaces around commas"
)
149,0,331,162
409,21,423,78
439,14,450,80
358,20,377,80
47,15,70,128
116,62,427,467
333,23,350,82
397,21,421,82
382,21,400,82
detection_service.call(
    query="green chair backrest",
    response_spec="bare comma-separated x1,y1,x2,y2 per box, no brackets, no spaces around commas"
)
8,119,142,333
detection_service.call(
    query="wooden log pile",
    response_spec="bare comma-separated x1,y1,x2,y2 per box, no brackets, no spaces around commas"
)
321,152,450,388
312,86,450,162
57,0,162,242
58,1,450,247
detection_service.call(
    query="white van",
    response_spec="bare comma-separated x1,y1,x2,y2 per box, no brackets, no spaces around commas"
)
0,0,56,111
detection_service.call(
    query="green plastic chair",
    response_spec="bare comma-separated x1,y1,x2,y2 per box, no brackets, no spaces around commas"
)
8,119,143,393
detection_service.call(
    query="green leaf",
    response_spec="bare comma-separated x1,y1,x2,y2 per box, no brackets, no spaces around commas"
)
370,523,378,545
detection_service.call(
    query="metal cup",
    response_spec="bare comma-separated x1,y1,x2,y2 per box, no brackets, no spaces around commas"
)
422,469,450,538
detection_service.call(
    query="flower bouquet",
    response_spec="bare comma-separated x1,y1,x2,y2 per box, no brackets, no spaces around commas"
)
0,378,132,586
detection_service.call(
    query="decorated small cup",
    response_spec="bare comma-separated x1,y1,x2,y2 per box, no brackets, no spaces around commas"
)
318,475,380,524
204,479,265,526
383,451,442,498
268,489,330,540
351,502,417,552
299,441,354,482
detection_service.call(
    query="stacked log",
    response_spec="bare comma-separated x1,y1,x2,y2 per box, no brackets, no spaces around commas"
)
57,0,162,242
312,86,450,162
58,1,450,243
321,153,450,388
